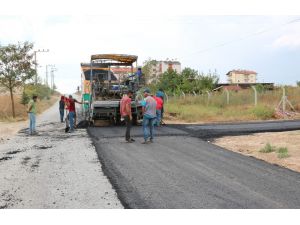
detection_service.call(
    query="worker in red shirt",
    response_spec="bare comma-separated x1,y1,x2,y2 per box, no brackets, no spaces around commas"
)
66,95,82,133
153,94,164,126
120,90,135,143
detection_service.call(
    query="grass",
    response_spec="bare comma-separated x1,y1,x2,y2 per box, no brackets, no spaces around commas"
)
251,105,275,120
165,87,300,123
259,143,290,159
277,147,290,158
259,143,276,153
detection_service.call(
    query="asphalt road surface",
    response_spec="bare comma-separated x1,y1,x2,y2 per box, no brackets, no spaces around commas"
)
171,120,300,139
88,120,300,209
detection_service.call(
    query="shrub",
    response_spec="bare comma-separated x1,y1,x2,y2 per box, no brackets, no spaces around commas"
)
277,147,290,158
251,105,275,120
259,143,276,153
20,91,30,106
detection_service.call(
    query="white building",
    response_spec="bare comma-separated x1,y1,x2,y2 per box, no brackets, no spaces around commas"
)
148,60,181,83
226,70,257,84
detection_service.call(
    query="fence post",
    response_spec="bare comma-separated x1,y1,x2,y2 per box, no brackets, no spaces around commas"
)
224,89,230,104
193,91,197,96
165,93,169,103
181,91,186,99
206,91,211,104
251,86,257,106
282,86,286,112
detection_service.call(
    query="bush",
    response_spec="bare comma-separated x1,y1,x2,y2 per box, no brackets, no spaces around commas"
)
25,84,52,100
277,147,289,158
251,105,275,120
259,143,276,153
20,91,30,106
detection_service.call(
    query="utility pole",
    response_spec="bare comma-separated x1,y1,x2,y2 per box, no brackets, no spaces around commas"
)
45,64,55,87
50,66,57,90
34,49,49,85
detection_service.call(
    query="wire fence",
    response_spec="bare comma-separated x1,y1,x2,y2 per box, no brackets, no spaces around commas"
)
165,87,300,112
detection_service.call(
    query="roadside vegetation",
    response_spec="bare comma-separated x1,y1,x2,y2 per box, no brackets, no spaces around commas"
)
277,147,290,159
214,131,299,172
259,143,290,159
0,84,59,121
0,42,58,122
259,143,276,153
164,87,300,122
142,59,300,123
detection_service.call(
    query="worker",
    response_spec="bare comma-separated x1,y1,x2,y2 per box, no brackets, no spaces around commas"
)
66,95,82,133
156,89,165,123
141,89,157,144
120,90,135,143
59,96,65,123
137,67,142,83
27,95,38,135
153,94,164,126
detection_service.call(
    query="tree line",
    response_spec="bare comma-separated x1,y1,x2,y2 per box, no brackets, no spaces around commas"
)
142,59,219,94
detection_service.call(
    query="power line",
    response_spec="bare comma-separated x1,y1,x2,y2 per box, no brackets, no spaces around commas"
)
184,17,300,57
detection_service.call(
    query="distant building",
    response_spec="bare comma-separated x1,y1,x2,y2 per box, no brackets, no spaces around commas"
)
226,70,257,84
110,67,137,81
148,60,181,83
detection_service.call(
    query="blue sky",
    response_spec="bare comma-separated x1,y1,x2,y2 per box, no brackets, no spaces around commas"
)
1,15,300,93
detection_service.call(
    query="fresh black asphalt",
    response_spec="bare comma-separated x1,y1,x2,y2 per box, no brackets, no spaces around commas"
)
88,120,300,208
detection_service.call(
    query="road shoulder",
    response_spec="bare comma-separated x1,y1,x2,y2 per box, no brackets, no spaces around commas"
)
213,130,300,173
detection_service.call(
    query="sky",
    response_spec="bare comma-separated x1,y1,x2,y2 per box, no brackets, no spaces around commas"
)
1,2,300,93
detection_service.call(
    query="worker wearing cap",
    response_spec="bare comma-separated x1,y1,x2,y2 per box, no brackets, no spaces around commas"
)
140,89,157,144
66,95,82,133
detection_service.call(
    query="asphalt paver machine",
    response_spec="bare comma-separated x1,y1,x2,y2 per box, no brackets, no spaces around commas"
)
81,54,143,126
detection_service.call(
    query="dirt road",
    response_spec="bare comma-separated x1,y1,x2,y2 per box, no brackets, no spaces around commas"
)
0,101,122,209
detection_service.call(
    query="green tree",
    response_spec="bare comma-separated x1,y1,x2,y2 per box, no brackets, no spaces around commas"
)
142,58,158,84
196,70,219,92
181,67,198,80
20,90,30,106
180,67,199,93
254,83,265,93
296,81,300,87
157,68,182,93
0,42,36,117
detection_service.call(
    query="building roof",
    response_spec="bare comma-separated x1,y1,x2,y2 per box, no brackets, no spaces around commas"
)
159,60,181,65
226,70,257,75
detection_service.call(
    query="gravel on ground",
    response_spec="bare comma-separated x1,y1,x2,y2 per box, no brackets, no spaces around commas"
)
0,100,122,209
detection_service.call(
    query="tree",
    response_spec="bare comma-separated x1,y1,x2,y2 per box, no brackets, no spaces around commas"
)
153,66,219,94
142,58,158,84
157,68,182,93
196,70,219,92
296,81,300,87
180,67,199,93
254,83,265,93
20,90,30,106
0,42,36,117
